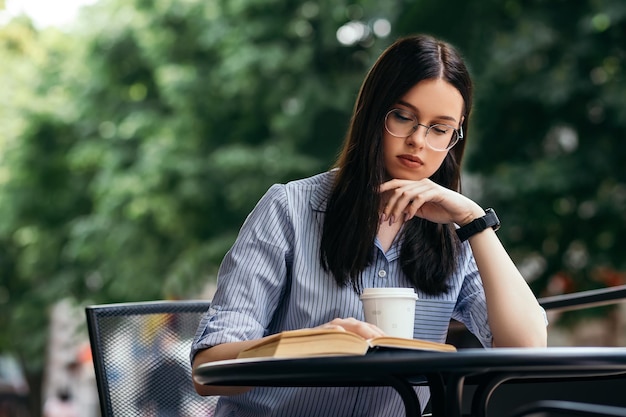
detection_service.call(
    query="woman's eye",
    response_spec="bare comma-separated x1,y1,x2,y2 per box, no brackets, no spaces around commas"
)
431,125,449,135
392,111,413,123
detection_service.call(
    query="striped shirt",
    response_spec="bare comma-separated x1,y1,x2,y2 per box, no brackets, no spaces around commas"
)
191,170,492,417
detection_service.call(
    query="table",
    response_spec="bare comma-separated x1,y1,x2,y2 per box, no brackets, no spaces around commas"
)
193,347,626,417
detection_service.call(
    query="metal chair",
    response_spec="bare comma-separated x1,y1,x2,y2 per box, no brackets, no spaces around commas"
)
465,284,626,417
85,300,218,417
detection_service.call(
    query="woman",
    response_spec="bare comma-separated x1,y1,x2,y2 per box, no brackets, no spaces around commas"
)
191,33,547,416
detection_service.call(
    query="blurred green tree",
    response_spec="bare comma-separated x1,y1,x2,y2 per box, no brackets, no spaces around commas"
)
469,1,626,303
0,0,393,373
394,0,626,304
0,16,80,371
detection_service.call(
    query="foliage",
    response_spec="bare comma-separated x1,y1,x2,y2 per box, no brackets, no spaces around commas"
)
0,0,392,367
0,0,625,372
394,0,626,301
474,1,626,294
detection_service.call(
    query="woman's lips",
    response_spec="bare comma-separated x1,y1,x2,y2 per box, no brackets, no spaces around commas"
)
397,154,424,168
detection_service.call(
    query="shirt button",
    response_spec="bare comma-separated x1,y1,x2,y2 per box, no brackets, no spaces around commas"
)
378,270,387,278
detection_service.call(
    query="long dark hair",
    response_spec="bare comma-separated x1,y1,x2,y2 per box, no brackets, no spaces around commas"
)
320,34,473,295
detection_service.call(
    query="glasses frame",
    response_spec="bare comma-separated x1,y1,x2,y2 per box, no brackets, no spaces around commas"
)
384,109,464,151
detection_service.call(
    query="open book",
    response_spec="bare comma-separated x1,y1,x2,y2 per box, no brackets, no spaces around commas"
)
237,328,456,359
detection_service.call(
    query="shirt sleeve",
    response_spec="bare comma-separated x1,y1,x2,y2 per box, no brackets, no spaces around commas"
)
451,244,494,348
191,184,294,361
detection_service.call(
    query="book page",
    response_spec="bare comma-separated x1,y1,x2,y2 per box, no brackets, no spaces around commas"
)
368,336,456,352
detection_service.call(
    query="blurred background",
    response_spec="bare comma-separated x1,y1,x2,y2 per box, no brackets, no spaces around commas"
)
0,0,624,415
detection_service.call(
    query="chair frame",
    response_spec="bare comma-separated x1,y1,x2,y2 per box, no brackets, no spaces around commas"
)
471,284,626,417
86,285,626,417
85,299,213,417
511,400,626,417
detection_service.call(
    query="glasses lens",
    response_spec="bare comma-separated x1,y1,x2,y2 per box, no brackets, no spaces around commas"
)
385,109,416,137
385,109,460,151
426,124,458,151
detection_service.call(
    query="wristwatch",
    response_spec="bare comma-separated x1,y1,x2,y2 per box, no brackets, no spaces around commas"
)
456,208,500,242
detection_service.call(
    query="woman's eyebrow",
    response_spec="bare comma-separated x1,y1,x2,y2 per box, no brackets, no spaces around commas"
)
397,100,458,123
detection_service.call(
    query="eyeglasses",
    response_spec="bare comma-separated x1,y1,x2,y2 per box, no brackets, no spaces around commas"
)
384,108,464,151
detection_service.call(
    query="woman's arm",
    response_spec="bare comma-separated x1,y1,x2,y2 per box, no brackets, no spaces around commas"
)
190,184,294,396
192,318,385,396
465,224,547,347
380,178,547,348
192,339,267,396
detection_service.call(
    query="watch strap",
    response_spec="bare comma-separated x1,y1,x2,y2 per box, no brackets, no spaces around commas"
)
455,208,500,242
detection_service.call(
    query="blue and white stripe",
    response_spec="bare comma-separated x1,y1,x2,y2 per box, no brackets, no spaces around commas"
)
191,171,492,417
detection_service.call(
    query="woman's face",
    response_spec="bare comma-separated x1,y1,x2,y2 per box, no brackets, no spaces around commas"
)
382,78,464,181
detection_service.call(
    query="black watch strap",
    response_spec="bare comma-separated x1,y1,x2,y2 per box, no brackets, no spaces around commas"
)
455,208,500,242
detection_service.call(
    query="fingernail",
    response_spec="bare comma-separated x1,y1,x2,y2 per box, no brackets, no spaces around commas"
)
379,213,384,224
388,215,395,225
404,212,411,222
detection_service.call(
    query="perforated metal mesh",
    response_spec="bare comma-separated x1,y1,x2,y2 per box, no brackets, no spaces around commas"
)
86,301,218,417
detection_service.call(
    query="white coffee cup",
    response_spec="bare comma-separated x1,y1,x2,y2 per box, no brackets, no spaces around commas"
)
360,287,418,338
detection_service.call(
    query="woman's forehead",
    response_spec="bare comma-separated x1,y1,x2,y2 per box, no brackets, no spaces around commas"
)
397,78,464,122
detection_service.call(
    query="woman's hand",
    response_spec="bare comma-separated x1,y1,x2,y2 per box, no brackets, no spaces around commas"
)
316,318,385,339
379,178,484,226
378,180,547,348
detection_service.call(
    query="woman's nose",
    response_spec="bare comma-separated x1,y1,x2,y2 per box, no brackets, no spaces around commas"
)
406,124,428,147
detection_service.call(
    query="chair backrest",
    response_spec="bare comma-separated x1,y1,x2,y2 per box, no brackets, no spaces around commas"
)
85,300,218,417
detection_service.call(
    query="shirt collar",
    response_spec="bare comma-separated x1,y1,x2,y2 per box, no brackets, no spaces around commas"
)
309,170,335,212
373,235,402,261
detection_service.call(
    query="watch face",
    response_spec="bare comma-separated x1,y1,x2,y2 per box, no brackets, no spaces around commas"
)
485,208,501,231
